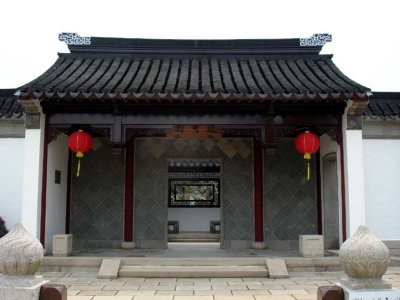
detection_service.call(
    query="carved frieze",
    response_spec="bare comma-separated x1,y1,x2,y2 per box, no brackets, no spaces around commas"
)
125,127,169,140
48,126,111,143
58,32,91,45
300,33,332,47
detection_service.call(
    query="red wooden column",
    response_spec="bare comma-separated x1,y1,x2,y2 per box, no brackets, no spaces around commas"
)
253,138,265,248
122,138,135,249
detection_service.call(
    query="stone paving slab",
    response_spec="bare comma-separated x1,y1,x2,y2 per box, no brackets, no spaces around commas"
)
39,267,400,300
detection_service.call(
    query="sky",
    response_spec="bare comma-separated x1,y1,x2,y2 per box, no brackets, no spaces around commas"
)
1,0,399,92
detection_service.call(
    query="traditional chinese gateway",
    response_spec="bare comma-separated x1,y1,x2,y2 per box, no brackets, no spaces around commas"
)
15,33,374,251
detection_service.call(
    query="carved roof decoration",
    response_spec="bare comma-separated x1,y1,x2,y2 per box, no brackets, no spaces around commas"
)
17,33,370,104
0,89,24,119
364,92,400,121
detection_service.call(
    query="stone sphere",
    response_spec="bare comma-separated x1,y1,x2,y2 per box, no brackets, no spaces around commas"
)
0,223,44,275
339,225,390,278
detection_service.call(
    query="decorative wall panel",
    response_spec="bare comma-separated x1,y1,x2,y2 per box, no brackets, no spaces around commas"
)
264,138,317,249
70,140,124,248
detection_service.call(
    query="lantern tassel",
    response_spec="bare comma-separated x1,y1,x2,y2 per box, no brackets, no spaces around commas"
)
77,158,81,177
76,151,84,177
304,153,311,180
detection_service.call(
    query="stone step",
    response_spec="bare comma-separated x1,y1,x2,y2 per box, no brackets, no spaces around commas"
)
168,238,219,243
119,265,268,278
168,232,220,239
40,255,346,274
168,232,220,243
120,257,266,266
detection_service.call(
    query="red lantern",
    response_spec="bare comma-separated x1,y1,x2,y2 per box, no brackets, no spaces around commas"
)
68,130,93,177
294,131,320,180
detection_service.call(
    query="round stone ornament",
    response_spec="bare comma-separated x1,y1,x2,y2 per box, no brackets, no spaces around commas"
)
0,223,44,275
339,225,390,279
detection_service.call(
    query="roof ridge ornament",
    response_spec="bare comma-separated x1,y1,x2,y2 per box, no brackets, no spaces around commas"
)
300,33,332,47
59,32,91,45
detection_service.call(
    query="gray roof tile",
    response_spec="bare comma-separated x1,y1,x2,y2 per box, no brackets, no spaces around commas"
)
364,92,400,120
18,37,370,102
0,89,24,119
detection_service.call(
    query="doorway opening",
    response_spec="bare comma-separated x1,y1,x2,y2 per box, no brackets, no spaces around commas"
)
167,158,221,247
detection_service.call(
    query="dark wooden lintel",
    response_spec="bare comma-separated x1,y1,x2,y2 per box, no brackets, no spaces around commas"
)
274,114,341,126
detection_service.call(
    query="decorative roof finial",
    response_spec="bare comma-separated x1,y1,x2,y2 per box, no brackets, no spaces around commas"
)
59,32,91,45
300,33,332,47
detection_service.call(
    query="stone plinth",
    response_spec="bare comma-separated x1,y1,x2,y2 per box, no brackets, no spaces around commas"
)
52,234,72,256
121,241,135,250
299,235,324,257
340,286,400,300
252,241,267,249
340,278,392,290
0,275,48,300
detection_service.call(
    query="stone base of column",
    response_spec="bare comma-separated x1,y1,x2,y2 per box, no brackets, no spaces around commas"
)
0,275,48,300
252,241,267,249
121,241,135,250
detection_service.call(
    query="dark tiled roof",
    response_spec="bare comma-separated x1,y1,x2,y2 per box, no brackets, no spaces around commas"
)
0,89,24,119
18,36,370,103
364,92,400,120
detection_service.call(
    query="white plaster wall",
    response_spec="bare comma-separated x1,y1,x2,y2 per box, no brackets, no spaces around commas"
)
45,133,69,251
341,108,367,237
319,134,342,243
363,139,400,240
21,123,45,238
343,129,367,236
0,138,24,229
168,208,220,232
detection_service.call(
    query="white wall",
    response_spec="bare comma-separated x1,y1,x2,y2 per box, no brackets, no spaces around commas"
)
21,124,45,238
44,133,69,251
343,127,367,236
168,208,220,232
363,139,400,240
0,138,24,230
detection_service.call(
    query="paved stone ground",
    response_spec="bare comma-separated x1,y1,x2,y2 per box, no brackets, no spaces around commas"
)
39,267,400,300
